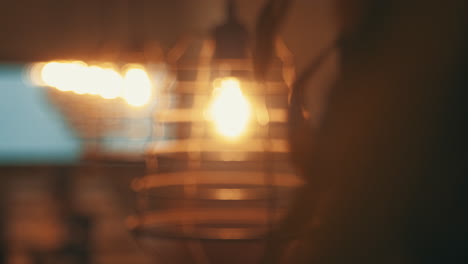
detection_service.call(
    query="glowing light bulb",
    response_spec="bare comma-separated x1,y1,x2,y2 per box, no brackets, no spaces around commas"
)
99,68,123,99
41,62,69,90
208,77,251,138
41,61,89,93
122,66,152,107
68,61,91,95
29,62,47,86
86,66,105,95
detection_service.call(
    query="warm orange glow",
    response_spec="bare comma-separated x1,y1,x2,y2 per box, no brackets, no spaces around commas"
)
214,188,245,200
40,61,89,93
86,66,123,99
41,61,69,91
207,77,251,138
35,61,153,105
85,66,103,95
122,65,152,107
100,68,124,99
70,61,90,95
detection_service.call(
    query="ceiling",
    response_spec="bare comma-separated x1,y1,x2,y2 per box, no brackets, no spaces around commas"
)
0,0,337,70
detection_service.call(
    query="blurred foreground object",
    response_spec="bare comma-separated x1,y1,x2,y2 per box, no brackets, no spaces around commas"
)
261,0,468,263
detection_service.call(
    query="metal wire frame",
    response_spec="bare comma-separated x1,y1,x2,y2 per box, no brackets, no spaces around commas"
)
127,30,301,263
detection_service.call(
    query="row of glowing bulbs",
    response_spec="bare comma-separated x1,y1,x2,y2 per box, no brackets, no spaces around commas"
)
30,61,153,107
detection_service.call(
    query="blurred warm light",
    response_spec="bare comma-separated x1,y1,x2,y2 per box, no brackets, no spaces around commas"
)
41,61,69,91
86,66,105,95
29,62,47,86
214,188,245,200
100,68,124,99
68,62,91,95
33,61,154,106
86,66,123,99
40,61,89,93
207,77,251,138
122,66,152,107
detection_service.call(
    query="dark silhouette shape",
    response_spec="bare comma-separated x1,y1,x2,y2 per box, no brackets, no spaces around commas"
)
212,0,249,59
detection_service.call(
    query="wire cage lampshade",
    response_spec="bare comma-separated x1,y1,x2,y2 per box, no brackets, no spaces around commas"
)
129,2,302,262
